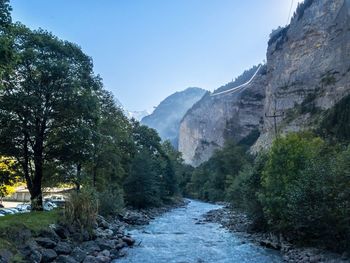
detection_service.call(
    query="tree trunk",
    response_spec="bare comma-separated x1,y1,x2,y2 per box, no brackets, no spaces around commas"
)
31,128,44,211
93,165,97,187
75,163,82,192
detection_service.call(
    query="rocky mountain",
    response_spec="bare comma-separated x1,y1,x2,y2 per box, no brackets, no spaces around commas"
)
141,87,206,148
254,0,350,150
179,66,267,166
179,0,350,166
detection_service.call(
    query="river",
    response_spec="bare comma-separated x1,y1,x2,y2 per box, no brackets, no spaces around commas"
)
116,199,282,263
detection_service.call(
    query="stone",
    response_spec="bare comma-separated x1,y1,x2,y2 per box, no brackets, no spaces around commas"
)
41,248,58,262
35,237,57,249
54,225,70,240
82,256,100,263
96,216,110,229
98,250,110,258
55,242,73,255
0,249,13,262
121,236,135,246
39,229,61,243
81,241,101,253
70,247,87,263
95,238,115,250
93,228,113,239
28,250,42,263
55,255,79,263
95,256,110,263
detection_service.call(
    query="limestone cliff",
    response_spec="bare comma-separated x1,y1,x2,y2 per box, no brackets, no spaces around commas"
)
179,66,266,166
254,0,350,150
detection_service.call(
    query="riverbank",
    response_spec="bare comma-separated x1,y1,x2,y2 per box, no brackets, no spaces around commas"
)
0,198,187,263
203,205,349,263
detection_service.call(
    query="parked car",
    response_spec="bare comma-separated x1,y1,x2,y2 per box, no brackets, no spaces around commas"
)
43,201,57,211
45,195,66,207
16,203,31,212
0,208,15,215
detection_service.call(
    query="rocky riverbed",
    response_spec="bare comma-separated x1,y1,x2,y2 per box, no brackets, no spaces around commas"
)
0,199,187,263
203,205,349,263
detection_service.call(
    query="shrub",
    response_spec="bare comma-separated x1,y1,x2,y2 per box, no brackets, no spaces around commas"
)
63,187,98,231
98,187,124,217
259,132,324,231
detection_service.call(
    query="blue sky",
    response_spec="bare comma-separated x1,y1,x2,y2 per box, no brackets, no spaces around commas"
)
10,0,301,111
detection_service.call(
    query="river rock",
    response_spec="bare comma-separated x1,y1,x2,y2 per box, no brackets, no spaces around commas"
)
96,216,110,230
93,228,113,239
98,250,110,258
29,250,42,263
54,225,70,240
122,236,135,246
81,241,101,253
122,211,149,225
0,250,13,263
70,247,87,263
82,255,109,263
39,229,61,243
35,237,57,249
55,242,73,255
41,248,58,262
95,238,115,250
55,255,79,263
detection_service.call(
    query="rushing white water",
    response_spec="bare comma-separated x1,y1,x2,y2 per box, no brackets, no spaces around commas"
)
116,199,282,263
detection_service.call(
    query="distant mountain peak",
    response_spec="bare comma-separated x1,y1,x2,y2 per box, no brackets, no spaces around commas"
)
141,87,207,148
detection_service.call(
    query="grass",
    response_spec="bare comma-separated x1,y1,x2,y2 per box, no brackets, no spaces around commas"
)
0,210,60,233
0,210,61,262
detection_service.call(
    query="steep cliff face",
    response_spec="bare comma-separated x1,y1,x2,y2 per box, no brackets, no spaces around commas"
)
254,0,350,150
141,87,206,148
179,0,350,166
179,67,266,166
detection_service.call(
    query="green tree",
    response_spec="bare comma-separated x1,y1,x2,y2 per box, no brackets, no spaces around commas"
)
0,28,100,210
260,132,324,230
123,150,160,208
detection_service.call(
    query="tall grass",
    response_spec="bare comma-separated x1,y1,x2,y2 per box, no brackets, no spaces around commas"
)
63,187,98,231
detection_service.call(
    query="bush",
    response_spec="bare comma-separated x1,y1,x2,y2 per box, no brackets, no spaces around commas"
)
226,154,268,230
98,187,124,217
63,187,98,231
259,132,324,230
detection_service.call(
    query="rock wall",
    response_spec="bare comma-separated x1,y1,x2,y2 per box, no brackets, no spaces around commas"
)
254,0,350,150
179,69,266,166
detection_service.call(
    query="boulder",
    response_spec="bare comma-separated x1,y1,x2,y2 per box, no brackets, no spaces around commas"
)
0,249,13,263
82,256,101,263
81,241,101,253
55,255,79,263
35,237,57,249
70,247,87,263
28,250,42,263
41,248,58,262
39,229,61,243
95,238,115,250
98,250,110,258
96,216,110,230
122,236,135,246
55,242,73,255
54,225,70,240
